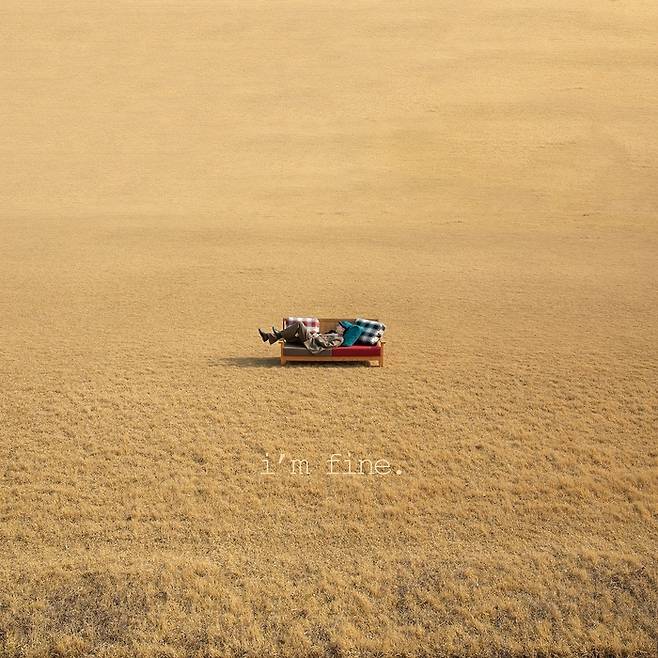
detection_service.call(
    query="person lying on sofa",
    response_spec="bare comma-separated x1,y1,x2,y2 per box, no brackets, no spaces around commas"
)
258,320,362,355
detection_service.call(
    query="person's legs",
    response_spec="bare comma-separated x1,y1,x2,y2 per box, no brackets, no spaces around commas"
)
258,320,310,345
279,320,309,344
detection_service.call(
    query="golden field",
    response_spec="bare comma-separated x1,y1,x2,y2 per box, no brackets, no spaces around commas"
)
1,1,657,656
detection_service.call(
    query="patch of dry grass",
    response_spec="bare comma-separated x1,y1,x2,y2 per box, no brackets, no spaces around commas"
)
1,1,657,656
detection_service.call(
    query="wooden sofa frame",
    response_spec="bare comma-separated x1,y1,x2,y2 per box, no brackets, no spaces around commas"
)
280,318,385,367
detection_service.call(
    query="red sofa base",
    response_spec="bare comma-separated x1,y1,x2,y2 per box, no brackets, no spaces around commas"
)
332,345,381,357
280,342,384,366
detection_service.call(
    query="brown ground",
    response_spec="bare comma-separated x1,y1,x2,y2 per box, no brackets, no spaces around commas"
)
1,1,657,657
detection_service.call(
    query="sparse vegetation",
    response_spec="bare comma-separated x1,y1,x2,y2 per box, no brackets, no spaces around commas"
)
1,1,656,656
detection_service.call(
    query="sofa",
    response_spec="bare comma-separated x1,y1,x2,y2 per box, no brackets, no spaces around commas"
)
280,317,386,367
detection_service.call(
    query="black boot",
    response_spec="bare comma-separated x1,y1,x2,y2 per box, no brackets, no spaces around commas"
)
271,326,283,340
258,328,270,342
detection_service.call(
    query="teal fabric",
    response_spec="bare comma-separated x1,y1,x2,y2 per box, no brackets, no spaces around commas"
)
341,322,363,347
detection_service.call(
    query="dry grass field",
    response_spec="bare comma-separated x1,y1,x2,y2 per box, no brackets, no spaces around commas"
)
1,1,657,656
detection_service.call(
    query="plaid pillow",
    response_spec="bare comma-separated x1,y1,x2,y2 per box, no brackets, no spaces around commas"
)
284,317,320,334
355,318,386,345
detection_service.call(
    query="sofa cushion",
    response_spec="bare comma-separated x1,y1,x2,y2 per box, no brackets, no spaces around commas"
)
332,345,381,357
282,344,332,356
284,317,320,334
354,318,386,345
